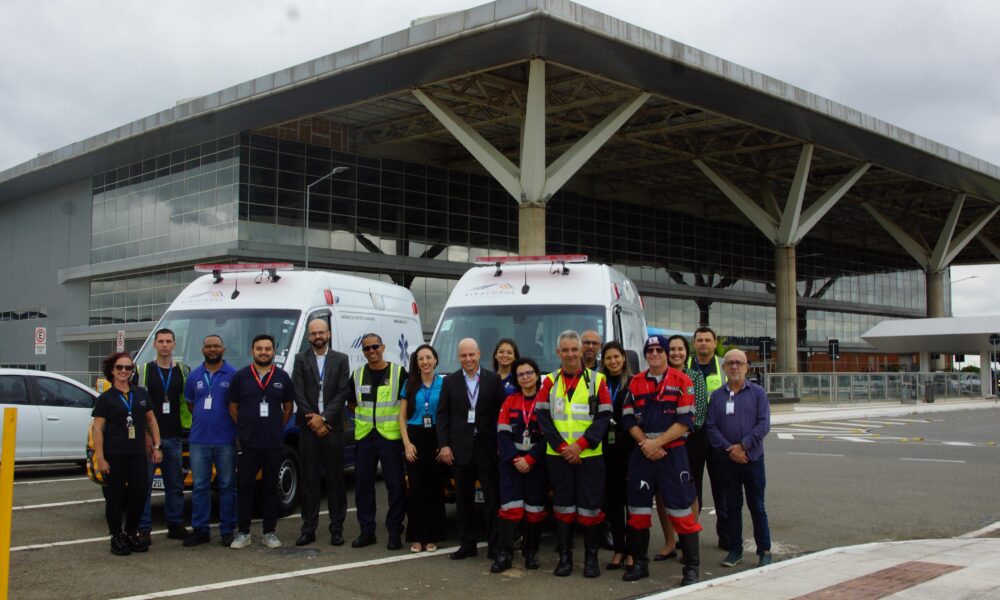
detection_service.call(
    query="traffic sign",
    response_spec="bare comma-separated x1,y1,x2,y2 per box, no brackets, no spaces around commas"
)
34,327,47,355
116,330,125,352
828,338,840,359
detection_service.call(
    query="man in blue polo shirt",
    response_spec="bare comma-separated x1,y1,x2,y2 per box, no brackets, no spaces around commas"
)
183,334,238,547
228,333,295,550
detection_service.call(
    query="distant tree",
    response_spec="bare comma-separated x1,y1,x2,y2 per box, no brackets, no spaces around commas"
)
961,365,980,373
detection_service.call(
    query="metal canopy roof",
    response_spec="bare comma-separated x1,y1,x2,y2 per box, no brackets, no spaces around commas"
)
862,317,1000,353
2,0,999,265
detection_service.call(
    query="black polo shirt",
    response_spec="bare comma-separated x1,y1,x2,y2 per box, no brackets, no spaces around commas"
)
229,364,295,449
92,385,151,455
141,362,185,438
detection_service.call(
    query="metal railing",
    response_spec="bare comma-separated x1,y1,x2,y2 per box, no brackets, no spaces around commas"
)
766,372,986,405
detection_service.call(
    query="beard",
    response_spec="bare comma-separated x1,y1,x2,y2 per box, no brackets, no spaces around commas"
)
311,338,328,350
203,354,222,365
254,357,274,368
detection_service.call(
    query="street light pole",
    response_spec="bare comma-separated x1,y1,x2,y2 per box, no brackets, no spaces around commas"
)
304,166,350,270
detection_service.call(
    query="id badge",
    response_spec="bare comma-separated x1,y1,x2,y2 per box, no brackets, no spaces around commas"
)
358,385,371,394
260,402,270,418
725,400,735,415
467,409,476,424
522,429,531,445
162,402,171,415
127,425,136,439
554,397,565,414
423,414,433,429
204,395,213,410
608,430,616,445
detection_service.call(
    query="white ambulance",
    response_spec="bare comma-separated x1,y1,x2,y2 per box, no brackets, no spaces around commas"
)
431,255,648,374
129,262,424,512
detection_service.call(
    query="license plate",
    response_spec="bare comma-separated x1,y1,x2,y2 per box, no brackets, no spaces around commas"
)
151,477,164,490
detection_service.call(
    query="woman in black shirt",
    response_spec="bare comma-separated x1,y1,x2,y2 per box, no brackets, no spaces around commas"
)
599,340,634,570
92,352,162,555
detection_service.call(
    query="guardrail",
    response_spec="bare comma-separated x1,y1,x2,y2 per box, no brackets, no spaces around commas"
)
766,372,985,405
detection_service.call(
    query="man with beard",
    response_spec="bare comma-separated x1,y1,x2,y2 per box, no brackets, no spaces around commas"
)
228,334,294,549
292,318,351,547
183,335,238,547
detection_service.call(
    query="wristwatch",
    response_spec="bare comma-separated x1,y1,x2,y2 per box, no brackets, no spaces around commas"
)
153,445,161,450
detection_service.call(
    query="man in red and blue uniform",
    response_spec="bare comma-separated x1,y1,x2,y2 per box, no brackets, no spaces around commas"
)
621,335,702,585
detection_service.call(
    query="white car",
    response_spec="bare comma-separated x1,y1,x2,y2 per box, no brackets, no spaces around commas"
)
0,369,97,463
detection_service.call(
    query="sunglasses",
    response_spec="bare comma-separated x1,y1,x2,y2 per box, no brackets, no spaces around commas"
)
645,347,665,354
362,344,382,352
113,364,134,371
516,371,536,378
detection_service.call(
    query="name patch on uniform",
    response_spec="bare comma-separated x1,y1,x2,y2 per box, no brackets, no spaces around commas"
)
570,403,590,414
220,381,230,388
273,382,284,389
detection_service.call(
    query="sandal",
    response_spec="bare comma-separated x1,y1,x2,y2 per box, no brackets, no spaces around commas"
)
410,543,424,553
425,543,437,553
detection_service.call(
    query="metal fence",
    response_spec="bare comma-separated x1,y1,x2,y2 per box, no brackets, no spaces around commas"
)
766,372,985,405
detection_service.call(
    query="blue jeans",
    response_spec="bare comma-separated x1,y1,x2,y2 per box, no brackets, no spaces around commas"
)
716,455,771,554
139,436,184,530
190,442,237,535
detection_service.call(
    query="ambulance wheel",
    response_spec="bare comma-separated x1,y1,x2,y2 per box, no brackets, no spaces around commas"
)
277,445,301,516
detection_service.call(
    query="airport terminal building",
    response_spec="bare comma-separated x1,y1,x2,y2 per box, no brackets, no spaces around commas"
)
2,0,998,381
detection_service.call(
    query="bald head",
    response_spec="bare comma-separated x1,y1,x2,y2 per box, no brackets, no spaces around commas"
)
723,349,749,387
458,338,481,375
307,318,331,352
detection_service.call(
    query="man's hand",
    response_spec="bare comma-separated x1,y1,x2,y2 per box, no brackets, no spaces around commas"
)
513,457,532,474
437,446,454,466
639,439,666,461
727,443,749,464
560,442,583,464
306,413,325,432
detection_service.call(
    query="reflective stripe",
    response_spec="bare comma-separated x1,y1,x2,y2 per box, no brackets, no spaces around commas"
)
534,402,550,410
358,400,375,409
514,441,535,451
622,407,635,416
374,415,397,423
498,424,513,432
501,500,524,510
524,504,545,514
577,507,602,517
597,404,612,412
677,405,694,414
544,369,605,458
553,505,577,515
354,364,402,440
627,506,653,516
667,507,693,518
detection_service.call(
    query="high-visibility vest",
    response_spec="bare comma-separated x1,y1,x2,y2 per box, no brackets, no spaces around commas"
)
141,362,192,430
688,355,726,395
353,363,403,441
544,368,606,458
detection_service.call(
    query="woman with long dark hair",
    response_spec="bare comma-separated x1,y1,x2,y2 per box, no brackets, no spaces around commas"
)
92,352,162,555
598,340,634,570
492,338,520,397
398,343,447,552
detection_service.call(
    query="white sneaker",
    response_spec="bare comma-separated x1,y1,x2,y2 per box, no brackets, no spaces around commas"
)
230,532,252,549
263,532,282,549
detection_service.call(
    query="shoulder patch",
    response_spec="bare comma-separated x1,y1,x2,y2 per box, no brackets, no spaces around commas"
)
687,386,695,394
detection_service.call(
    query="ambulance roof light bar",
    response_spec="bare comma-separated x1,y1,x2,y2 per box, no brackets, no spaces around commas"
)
195,262,294,284
475,254,587,277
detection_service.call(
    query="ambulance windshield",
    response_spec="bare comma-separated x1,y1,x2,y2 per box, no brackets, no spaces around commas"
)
133,309,301,370
432,305,604,374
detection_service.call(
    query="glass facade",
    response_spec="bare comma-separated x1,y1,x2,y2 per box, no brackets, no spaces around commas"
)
89,266,200,325
91,136,239,263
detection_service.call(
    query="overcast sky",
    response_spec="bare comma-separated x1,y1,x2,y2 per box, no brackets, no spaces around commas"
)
1,0,998,315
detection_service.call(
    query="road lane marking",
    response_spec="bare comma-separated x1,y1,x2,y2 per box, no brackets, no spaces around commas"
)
13,498,104,510
13,477,90,485
111,541,489,600
835,436,876,443
777,433,794,440
942,441,975,446
788,452,844,457
786,424,859,431
899,458,966,464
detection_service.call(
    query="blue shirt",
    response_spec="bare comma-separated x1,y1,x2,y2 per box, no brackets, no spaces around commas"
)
705,380,770,462
185,361,238,445
499,373,517,397
405,374,444,427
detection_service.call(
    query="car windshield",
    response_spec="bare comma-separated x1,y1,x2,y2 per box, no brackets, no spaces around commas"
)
432,304,605,374
134,309,301,370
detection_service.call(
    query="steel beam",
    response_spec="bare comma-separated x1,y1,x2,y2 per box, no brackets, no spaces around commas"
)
929,194,966,270
520,59,547,203
792,162,871,244
861,202,930,269
942,204,1000,266
979,234,1000,261
777,144,813,244
694,159,779,243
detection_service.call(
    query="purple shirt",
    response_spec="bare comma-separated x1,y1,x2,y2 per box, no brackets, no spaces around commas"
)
705,380,770,462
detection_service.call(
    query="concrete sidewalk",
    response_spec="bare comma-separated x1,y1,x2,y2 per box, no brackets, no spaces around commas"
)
771,397,998,425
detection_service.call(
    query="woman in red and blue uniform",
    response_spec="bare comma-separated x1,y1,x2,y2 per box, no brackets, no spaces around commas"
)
491,356,547,573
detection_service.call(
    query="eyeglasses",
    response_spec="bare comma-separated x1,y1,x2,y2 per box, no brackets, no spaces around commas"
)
516,371,536,379
724,361,747,368
362,344,382,352
645,347,665,354
113,364,134,372
582,340,601,346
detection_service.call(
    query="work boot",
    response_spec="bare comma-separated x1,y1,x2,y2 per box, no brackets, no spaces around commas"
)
583,525,602,578
126,531,149,553
522,522,541,569
678,532,701,586
622,527,650,582
491,519,517,573
553,520,573,577
110,532,131,556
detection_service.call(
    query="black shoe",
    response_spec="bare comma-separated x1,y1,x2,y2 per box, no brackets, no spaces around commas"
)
183,530,211,547
653,549,677,561
387,536,402,551
351,532,377,548
450,545,478,560
110,533,131,556
331,532,345,546
220,533,234,547
622,561,649,581
524,551,540,570
138,528,152,547
606,559,624,570
554,551,573,576
491,552,513,573
295,532,316,546
583,526,602,578
679,532,701,586
166,524,192,540
126,531,149,553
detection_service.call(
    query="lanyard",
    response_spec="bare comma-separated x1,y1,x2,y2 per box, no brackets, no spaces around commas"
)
420,383,432,416
118,391,133,415
202,370,217,390
521,394,536,428
607,377,620,399
465,372,479,405
560,371,582,397
157,364,173,395
252,366,275,396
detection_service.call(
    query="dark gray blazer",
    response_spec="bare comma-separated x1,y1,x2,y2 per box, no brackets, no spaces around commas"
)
292,348,351,433
436,366,506,466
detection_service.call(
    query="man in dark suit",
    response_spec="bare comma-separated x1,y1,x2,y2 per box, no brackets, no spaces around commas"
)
291,318,351,546
437,337,506,560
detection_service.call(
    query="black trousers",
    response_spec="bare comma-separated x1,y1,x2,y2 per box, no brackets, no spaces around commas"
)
105,453,148,535
603,439,632,553
404,425,447,543
299,428,346,536
452,440,499,549
691,429,730,543
237,445,282,534
354,433,406,537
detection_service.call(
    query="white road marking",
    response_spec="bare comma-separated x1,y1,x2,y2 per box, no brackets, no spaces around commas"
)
13,498,104,510
786,423,858,432
111,541,489,600
788,452,844,457
835,436,876,443
958,520,1000,539
942,441,975,446
13,477,90,486
777,433,794,440
899,458,966,464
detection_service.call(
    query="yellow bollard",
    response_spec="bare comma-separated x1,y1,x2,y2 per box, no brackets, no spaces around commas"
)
0,407,17,600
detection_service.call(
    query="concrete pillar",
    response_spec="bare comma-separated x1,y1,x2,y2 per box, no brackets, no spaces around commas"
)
775,245,797,373
519,203,546,255
925,270,946,371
